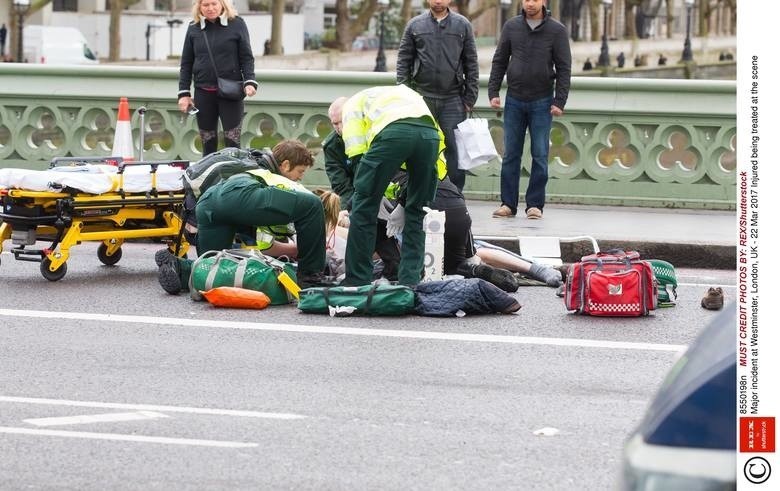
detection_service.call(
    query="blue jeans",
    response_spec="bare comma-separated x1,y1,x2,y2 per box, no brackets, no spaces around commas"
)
500,94,553,214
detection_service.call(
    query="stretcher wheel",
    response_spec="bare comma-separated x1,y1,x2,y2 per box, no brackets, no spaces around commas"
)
97,243,122,266
40,258,67,282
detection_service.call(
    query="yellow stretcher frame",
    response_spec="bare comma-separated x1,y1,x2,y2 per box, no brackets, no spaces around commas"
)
0,163,190,281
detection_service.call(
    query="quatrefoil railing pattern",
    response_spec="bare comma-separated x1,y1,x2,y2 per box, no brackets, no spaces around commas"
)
0,67,736,209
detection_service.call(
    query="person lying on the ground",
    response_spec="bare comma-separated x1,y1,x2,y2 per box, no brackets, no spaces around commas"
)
473,240,562,287
389,173,562,289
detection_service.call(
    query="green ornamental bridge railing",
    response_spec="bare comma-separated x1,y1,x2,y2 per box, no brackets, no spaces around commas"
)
0,64,736,209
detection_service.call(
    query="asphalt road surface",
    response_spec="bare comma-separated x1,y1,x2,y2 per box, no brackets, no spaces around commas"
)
0,243,735,490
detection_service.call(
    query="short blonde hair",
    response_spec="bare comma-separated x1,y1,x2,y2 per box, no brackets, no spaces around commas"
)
191,0,238,23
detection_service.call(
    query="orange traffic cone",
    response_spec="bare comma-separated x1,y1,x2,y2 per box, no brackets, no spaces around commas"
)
111,97,134,162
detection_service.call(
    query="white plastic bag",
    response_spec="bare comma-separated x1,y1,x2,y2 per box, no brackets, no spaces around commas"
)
454,118,500,170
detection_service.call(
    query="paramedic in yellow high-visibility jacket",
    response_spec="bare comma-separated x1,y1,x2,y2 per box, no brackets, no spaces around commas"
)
332,85,441,287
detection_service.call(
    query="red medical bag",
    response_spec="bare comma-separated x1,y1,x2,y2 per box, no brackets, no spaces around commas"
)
564,250,658,316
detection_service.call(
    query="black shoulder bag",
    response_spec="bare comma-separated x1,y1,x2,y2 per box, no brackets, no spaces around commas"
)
202,29,245,101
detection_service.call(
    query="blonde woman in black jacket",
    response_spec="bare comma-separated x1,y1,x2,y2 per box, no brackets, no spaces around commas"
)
178,0,258,156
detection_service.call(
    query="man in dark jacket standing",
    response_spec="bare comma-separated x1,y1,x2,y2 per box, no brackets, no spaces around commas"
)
488,0,571,220
396,0,479,192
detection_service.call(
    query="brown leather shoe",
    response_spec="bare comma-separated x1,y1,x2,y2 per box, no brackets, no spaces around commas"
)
526,207,543,219
492,205,516,218
701,287,724,310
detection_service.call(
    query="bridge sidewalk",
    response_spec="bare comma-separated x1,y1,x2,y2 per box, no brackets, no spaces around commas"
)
465,201,735,269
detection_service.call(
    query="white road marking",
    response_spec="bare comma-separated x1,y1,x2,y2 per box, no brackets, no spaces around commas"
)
0,308,685,352
23,410,169,427
0,426,257,448
0,395,305,420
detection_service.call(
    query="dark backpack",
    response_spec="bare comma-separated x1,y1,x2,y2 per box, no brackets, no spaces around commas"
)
182,147,262,198
179,148,276,252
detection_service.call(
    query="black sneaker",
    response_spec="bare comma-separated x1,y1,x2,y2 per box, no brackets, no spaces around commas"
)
158,255,183,295
155,248,174,267
473,264,519,293
298,272,338,290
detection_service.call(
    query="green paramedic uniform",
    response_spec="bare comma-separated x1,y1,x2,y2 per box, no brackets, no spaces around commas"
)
340,85,442,286
195,169,326,276
322,130,357,211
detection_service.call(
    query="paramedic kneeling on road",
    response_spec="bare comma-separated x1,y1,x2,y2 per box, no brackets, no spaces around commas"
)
196,161,329,289
331,85,440,287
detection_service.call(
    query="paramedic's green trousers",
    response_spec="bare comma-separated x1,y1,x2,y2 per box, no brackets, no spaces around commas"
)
343,120,439,286
196,174,326,275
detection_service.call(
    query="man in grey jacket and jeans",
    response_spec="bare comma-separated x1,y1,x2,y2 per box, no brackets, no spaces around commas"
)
397,0,479,192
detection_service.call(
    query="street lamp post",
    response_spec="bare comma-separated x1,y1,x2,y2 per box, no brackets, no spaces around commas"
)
166,19,183,58
374,0,389,72
145,23,164,61
13,0,31,63
597,0,612,67
681,0,694,62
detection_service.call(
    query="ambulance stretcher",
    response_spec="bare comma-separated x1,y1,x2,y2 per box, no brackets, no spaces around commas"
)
0,157,191,281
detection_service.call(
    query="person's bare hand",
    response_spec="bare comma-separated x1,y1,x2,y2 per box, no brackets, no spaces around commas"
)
550,105,563,117
490,97,502,109
244,85,257,97
178,96,192,113
337,210,350,228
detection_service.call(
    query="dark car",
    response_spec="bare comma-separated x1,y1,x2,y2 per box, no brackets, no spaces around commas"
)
621,305,736,490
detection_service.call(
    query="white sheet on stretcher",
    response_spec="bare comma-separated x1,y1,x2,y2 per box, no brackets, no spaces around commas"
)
0,164,185,195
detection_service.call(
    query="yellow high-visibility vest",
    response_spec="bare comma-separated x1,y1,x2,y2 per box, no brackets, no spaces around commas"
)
342,85,447,180
245,168,313,195
243,169,311,250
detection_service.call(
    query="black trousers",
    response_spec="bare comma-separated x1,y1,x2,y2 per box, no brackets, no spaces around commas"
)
375,218,400,281
442,206,476,275
194,87,244,156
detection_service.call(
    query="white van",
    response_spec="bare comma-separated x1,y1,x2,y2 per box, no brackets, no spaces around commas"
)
23,25,99,65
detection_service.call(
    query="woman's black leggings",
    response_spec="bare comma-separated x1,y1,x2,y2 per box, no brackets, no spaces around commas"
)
194,87,244,156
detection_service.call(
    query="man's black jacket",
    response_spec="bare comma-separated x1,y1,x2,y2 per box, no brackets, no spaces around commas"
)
488,8,571,109
396,10,479,108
